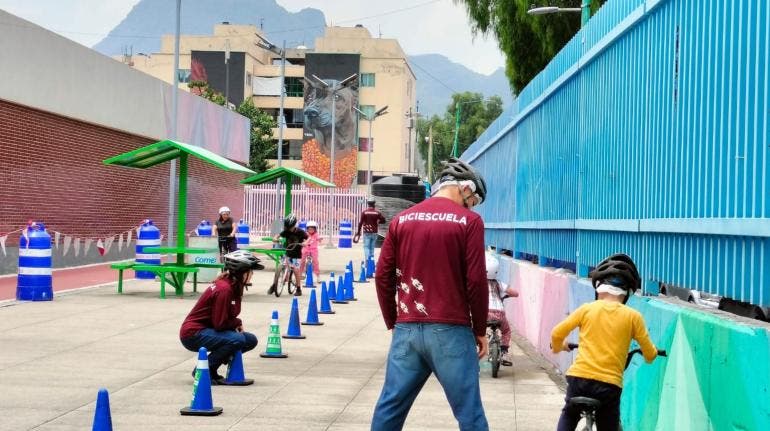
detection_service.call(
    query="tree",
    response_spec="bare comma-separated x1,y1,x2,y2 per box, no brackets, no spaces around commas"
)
188,80,226,106
236,99,277,173
455,0,606,93
417,92,503,180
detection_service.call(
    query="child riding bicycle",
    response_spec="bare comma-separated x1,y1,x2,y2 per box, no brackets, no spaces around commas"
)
268,214,308,297
551,253,658,431
300,220,322,279
485,253,518,366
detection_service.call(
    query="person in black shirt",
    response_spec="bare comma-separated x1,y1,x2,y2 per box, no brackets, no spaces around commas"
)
269,214,308,296
212,206,237,257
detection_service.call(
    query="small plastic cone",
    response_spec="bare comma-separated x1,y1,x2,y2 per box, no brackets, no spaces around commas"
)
92,388,113,431
333,275,348,304
260,310,288,358
223,350,254,385
302,288,324,325
283,298,306,339
180,348,223,416
318,281,335,314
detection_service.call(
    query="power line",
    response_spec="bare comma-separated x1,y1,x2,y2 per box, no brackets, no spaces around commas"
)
408,57,458,94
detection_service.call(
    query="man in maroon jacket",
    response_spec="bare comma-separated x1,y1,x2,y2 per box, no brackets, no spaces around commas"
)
353,197,386,261
371,158,490,431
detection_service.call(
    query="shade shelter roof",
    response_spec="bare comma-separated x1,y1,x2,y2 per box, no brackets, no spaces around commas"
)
104,139,255,174
241,166,335,187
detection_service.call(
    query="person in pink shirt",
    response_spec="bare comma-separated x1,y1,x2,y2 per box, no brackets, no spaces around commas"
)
300,220,322,278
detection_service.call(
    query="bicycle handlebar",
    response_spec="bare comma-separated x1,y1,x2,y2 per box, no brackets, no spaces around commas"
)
566,343,667,370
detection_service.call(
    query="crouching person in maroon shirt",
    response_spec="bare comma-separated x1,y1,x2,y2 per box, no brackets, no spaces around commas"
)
372,158,490,431
179,250,259,384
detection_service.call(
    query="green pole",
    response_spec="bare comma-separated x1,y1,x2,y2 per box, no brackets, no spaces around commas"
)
451,103,461,158
284,175,293,216
581,0,592,27
176,153,188,265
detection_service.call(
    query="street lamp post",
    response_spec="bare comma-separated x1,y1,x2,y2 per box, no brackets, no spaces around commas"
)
353,106,389,195
167,0,182,247
311,74,357,184
527,1,593,27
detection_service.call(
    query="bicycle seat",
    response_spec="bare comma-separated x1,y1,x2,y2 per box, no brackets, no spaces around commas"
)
486,319,501,330
567,397,602,411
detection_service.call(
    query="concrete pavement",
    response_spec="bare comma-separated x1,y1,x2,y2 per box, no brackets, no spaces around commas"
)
0,245,564,430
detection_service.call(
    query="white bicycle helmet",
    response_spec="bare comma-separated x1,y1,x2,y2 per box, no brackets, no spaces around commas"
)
306,220,318,229
218,206,231,214
486,253,499,280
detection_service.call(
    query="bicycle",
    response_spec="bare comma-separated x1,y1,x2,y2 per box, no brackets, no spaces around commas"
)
486,319,503,378
563,343,668,430
269,242,301,297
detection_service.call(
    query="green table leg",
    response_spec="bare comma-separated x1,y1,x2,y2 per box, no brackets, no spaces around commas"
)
160,275,166,299
193,272,198,293
117,269,123,294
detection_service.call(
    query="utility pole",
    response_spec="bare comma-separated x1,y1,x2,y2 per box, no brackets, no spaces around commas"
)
427,125,434,182
224,39,230,107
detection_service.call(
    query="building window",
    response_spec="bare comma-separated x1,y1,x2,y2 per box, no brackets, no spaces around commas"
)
358,170,370,184
177,69,191,83
359,137,373,152
361,73,375,87
285,77,304,97
359,105,375,117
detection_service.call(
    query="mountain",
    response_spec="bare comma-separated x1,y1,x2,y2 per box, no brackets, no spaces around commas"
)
93,0,512,118
408,54,513,117
93,0,326,56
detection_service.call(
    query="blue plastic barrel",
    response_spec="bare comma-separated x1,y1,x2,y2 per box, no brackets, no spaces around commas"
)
135,220,161,279
338,220,352,248
16,222,53,301
236,219,250,249
196,220,212,236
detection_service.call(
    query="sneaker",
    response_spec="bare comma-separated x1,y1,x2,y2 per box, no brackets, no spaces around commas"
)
294,287,302,296
501,352,513,366
267,283,276,295
210,373,226,385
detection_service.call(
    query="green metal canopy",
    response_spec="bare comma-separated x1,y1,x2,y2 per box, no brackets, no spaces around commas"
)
240,166,334,187
103,139,255,174
241,166,335,216
103,139,254,269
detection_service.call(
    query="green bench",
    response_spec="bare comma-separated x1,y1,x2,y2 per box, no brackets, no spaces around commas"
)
111,261,224,298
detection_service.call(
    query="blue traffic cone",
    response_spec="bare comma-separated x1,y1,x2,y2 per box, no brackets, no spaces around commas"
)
328,272,337,299
92,388,113,431
180,347,223,416
304,261,315,288
347,260,354,274
333,275,348,304
345,268,357,301
356,261,367,283
302,288,324,325
283,297,306,339
223,350,254,386
260,310,288,358
366,256,375,278
318,281,335,314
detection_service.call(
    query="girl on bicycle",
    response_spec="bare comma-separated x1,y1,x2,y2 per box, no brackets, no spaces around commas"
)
212,206,237,257
551,253,658,431
269,214,308,296
485,253,518,366
300,220,322,280
179,250,260,385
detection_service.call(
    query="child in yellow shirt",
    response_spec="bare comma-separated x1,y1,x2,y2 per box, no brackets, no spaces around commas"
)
551,254,658,431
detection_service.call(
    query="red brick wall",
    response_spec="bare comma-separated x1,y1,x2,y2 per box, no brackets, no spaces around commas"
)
0,99,246,245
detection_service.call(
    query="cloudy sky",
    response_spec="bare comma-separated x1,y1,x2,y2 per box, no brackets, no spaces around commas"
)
0,0,505,75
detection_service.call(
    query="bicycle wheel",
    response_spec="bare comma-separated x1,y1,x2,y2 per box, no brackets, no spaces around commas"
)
272,265,286,297
287,267,297,295
489,339,501,378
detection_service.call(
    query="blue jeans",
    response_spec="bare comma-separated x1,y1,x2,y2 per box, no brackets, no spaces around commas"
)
371,323,488,431
363,233,377,260
181,328,258,376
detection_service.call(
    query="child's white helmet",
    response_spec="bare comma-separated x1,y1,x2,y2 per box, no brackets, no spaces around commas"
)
485,253,499,280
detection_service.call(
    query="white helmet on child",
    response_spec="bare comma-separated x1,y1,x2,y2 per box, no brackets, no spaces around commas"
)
485,253,499,280
306,220,318,229
218,206,231,214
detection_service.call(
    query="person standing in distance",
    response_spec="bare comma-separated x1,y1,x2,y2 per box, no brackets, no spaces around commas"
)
371,158,490,431
354,197,386,262
212,206,237,257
